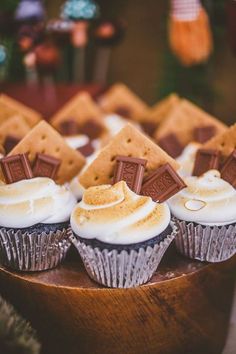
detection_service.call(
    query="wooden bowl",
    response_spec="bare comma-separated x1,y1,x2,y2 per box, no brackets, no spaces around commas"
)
0,246,235,354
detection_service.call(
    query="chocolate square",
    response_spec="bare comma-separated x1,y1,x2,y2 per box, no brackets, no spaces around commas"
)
141,122,157,137
79,119,104,139
0,154,33,184
141,163,186,202
113,156,147,193
114,106,131,118
158,133,183,158
194,125,216,143
220,149,236,187
77,141,94,157
192,149,220,176
33,153,61,180
60,120,79,135
4,135,20,154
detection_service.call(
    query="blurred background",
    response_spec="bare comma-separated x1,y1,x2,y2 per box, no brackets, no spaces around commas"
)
0,0,236,124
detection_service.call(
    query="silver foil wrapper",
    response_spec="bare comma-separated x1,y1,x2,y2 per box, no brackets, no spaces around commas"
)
69,229,176,288
0,227,71,271
174,218,236,263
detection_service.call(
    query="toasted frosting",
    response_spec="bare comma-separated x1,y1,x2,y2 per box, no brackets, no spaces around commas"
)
70,181,171,244
0,177,76,228
168,170,236,226
177,142,200,177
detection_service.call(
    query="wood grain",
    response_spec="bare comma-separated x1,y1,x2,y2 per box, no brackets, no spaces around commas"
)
0,246,235,354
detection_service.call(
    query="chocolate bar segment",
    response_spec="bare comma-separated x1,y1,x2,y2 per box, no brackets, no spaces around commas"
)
194,125,216,143
79,119,104,139
158,133,183,158
33,153,61,180
192,148,220,176
77,141,94,157
0,154,33,184
4,135,20,154
141,163,186,202
113,155,147,193
220,149,236,187
115,106,131,118
60,120,78,135
141,122,157,137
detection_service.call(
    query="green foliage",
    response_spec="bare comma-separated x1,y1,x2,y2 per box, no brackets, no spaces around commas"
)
0,295,41,354
0,0,18,12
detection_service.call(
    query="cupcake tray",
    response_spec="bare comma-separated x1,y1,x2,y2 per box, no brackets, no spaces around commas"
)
0,246,235,354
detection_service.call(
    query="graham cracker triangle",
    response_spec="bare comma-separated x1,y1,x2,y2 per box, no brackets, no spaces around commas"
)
79,123,179,188
203,123,236,157
154,99,227,145
50,91,104,130
145,93,180,124
0,115,31,145
99,83,150,122
0,94,42,127
7,120,86,184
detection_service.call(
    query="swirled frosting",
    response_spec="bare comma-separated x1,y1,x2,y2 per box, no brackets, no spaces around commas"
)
168,170,236,226
177,142,200,177
70,181,171,244
0,177,77,228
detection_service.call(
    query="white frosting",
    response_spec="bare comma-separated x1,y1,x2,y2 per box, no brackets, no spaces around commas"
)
65,135,89,149
103,114,128,136
168,170,236,226
177,142,200,177
71,181,171,244
0,177,77,228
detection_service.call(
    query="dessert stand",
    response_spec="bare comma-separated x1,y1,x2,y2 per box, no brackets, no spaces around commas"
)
0,245,235,354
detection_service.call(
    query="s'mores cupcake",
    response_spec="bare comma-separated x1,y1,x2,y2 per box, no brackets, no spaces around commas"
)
70,181,175,288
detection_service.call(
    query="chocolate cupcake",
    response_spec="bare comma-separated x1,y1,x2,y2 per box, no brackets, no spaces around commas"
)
0,177,76,271
70,181,176,288
168,170,236,262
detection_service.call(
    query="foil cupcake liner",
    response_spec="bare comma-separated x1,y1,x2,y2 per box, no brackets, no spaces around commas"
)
69,229,176,288
174,218,236,263
0,227,71,272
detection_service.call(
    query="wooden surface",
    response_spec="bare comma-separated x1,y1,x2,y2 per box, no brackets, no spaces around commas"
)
0,246,235,354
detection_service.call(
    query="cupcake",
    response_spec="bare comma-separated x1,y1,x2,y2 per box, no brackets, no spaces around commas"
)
169,170,236,262
70,181,176,288
0,177,76,271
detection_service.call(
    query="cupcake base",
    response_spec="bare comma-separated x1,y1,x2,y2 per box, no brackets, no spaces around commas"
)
174,218,236,263
69,225,176,288
0,222,71,272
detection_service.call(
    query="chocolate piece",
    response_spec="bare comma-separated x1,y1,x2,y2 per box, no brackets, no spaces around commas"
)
33,153,61,180
158,133,183,158
4,135,20,154
60,120,78,135
114,106,131,118
79,119,104,139
77,141,94,157
0,154,33,184
113,156,147,193
192,149,220,176
194,125,216,143
141,163,186,202
141,122,157,137
220,149,236,187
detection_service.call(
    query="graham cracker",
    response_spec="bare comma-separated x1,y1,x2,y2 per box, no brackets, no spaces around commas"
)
99,83,150,122
7,121,86,184
144,93,180,124
154,99,227,146
0,94,42,127
79,123,179,188
0,115,31,145
203,124,236,157
50,91,105,131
